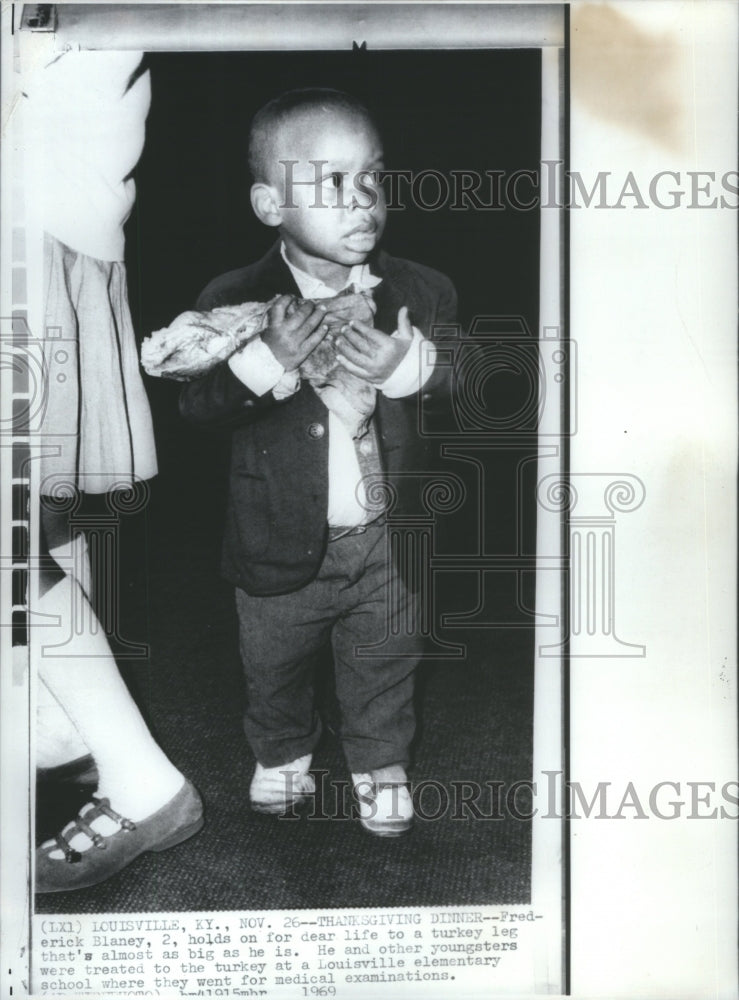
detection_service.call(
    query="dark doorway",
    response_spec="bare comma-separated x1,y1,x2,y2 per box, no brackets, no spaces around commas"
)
38,47,542,912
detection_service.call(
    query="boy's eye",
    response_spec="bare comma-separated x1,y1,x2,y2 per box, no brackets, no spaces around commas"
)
326,172,344,189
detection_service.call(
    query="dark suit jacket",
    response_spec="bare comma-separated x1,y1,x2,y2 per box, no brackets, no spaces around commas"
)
179,241,457,595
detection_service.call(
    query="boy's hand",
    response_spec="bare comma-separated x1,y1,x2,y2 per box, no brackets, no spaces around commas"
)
261,295,329,371
335,306,414,385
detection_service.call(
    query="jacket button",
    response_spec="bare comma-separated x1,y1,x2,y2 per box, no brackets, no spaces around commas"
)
307,422,325,439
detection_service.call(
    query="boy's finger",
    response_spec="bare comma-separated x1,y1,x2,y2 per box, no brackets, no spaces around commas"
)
336,339,371,366
338,326,373,355
335,353,368,377
347,318,376,336
287,301,319,326
278,300,305,330
396,305,413,339
303,321,330,349
287,301,325,332
293,304,327,338
349,320,389,348
268,296,290,325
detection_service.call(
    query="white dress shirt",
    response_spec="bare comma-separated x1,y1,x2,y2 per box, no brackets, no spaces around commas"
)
228,244,437,525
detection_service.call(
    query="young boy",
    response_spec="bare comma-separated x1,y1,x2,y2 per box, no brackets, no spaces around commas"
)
180,88,457,836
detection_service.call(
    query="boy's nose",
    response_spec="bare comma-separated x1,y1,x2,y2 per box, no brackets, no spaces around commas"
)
346,190,377,214
344,174,381,213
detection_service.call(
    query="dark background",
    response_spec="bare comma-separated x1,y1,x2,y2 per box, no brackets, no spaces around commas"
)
38,48,542,912
127,49,541,328
126,49,542,515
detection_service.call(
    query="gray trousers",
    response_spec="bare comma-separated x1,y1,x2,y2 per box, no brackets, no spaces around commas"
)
234,522,422,773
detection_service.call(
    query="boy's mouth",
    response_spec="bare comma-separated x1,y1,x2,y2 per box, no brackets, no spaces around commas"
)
345,221,377,237
344,222,379,250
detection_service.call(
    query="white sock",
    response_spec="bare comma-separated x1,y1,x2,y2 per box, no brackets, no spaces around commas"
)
36,678,90,768
49,532,92,602
36,576,184,824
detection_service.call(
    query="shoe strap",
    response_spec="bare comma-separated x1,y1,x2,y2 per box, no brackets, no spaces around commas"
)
74,814,108,849
53,832,82,864
89,796,137,830
50,798,137,863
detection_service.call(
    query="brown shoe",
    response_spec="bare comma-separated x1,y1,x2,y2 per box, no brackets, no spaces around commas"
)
35,780,203,893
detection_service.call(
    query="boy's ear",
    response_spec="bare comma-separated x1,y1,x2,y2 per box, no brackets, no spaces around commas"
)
250,182,283,228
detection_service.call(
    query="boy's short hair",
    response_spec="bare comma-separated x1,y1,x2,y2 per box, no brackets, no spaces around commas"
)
248,88,378,184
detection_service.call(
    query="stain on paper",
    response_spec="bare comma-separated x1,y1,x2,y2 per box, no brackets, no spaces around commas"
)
572,3,687,153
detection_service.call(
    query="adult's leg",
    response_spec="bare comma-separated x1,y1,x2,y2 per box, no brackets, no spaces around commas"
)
36,506,92,769
36,678,89,768
35,572,203,892
37,574,184,825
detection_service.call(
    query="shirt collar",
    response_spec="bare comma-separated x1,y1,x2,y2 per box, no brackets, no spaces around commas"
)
280,242,382,300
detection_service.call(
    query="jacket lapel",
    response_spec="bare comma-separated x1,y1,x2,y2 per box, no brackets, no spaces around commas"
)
252,241,302,299
370,251,402,335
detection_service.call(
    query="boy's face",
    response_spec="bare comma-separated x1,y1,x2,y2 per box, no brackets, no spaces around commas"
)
266,110,387,285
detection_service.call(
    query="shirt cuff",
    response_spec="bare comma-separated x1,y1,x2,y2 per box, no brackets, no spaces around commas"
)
227,336,299,398
379,326,437,398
